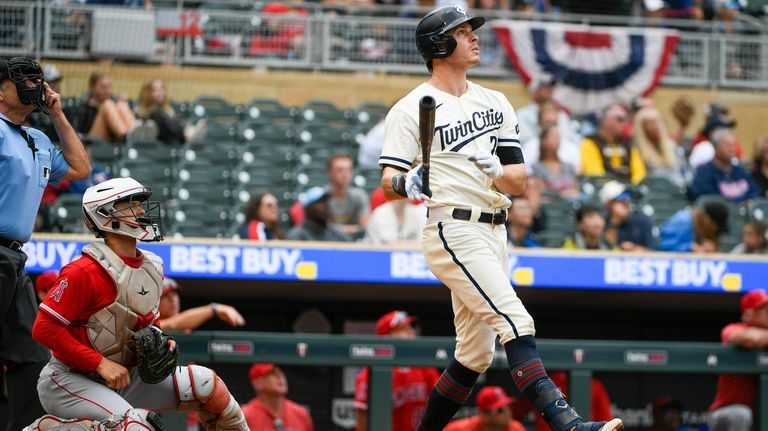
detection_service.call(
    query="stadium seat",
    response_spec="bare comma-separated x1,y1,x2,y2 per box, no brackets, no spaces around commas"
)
49,194,88,234
88,139,122,174
245,98,297,125
124,140,180,165
353,102,389,126
749,198,768,221
189,95,244,125
299,100,353,126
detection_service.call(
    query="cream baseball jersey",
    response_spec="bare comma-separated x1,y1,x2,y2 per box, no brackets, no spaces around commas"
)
379,81,521,210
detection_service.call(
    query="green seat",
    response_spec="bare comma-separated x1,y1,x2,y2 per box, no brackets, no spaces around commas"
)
354,102,389,126
245,98,297,125
299,100,352,126
190,96,243,125
49,194,88,234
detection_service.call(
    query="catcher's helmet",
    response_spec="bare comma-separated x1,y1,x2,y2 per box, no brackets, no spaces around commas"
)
0,57,48,114
83,177,164,242
415,6,485,72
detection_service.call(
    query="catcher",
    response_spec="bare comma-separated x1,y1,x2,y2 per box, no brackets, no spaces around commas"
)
25,177,249,431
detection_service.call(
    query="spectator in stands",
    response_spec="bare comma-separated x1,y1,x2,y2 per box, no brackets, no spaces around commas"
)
690,128,761,204
533,371,614,431
581,104,647,184
522,176,547,234
643,0,704,19
658,200,729,252
249,3,307,60
242,363,315,431
563,203,612,250
599,181,656,251
750,136,768,197
507,197,541,248
633,106,691,187
468,0,512,11
156,277,245,331
239,192,284,240
136,78,194,145
354,310,439,431
444,386,525,431
708,289,768,431
67,72,136,144
730,220,767,254
325,153,370,238
34,270,59,302
286,186,351,242
522,101,581,172
363,198,426,245
358,117,386,169
530,125,580,199
517,77,581,164
689,103,742,169
648,396,685,431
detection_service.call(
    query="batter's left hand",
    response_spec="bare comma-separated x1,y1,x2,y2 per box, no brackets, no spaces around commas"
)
468,151,503,179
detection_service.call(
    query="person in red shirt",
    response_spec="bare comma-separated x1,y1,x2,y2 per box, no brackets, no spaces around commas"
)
241,363,315,431
354,310,440,431
445,386,526,431
34,270,59,302
707,289,768,431
24,177,249,431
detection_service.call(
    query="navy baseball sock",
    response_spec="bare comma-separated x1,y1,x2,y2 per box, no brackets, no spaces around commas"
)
417,359,479,431
506,336,586,431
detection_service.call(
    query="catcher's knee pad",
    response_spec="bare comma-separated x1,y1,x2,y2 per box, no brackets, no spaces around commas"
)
174,365,249,431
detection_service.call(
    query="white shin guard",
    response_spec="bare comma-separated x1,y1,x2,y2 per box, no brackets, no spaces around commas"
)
23,409,163,431
173,365,249,431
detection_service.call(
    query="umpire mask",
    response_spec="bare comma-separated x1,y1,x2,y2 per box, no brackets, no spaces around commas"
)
0,57,48,114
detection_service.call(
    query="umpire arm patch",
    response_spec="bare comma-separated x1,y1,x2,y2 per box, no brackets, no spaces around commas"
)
498,146,524,165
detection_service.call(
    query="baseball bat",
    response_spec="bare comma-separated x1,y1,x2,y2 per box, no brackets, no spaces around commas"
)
419,95,436,198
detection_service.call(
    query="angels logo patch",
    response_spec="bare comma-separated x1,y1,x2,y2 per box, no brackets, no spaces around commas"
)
49,279,69,303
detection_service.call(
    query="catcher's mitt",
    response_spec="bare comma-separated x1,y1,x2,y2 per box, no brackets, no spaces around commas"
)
133,326,179,384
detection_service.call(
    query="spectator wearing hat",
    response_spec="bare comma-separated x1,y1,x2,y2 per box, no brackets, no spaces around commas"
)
581,104,647,184
689,103,743,169
659,200,730,253
708,289,768,431
34,270,59,302
444,386,525,431
242,363,314,431
649,396,686,431
599,181,656,251
354,310,439,431
690,128,760,204
286,186,352,242
157,277,245,331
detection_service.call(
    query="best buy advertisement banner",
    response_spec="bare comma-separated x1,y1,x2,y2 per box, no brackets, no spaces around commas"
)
24,238,764,293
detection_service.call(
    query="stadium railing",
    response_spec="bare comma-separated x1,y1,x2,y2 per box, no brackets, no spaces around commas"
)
170,331,768,431
1,2,767,89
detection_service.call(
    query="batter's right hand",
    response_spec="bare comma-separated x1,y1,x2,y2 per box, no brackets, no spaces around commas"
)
405,164,428,201
96,357,131,389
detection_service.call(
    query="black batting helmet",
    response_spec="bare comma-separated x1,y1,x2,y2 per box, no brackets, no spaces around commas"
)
415,6,485,72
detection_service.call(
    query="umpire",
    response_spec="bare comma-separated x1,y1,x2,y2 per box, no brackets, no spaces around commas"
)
0,57,89,430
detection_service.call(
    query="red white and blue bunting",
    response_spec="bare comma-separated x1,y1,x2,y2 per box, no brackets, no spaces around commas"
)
492,20,679,114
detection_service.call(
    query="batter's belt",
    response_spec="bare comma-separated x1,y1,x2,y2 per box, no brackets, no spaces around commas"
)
427,206,507,225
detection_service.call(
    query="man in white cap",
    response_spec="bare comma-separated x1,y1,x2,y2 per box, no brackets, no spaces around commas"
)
598,181,656,251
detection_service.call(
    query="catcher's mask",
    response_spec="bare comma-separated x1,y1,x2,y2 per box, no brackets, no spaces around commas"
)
83,177,164,242
0,57,48,114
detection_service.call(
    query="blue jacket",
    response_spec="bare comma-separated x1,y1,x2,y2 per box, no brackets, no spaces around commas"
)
659,209,693,252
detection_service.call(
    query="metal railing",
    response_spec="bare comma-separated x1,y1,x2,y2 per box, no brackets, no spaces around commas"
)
2,2,767,89
169,331,768,431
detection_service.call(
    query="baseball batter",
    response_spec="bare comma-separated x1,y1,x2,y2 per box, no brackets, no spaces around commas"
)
379,6,623,431
24,177,249,431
